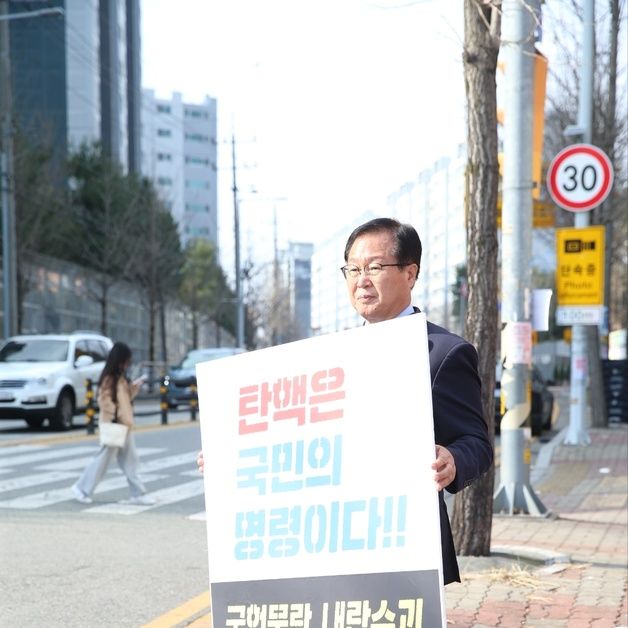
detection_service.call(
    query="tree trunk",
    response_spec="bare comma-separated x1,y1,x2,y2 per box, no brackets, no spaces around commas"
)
451,0,501,556
159,298,167,364
191,312,198,351
100,283,108,336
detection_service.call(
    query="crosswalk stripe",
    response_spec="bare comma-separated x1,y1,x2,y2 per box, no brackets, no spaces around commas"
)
0,446,96,468
0,470,77,493
140,451,199,472
0,473,167,509
86,479,205,515
35,447,167,471
0,446,204,513
187,510,206,521
0,444,47,455
180,469,203,478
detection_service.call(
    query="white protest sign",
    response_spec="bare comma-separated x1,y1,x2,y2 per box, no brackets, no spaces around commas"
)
197,313,446,628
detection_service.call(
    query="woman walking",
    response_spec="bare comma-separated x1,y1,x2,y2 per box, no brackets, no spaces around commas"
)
72,341,155,505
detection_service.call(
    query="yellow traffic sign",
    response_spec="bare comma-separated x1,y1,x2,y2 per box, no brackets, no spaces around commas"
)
556,226,605,306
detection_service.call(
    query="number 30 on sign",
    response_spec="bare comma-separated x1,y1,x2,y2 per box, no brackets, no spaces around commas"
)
547,144,614,213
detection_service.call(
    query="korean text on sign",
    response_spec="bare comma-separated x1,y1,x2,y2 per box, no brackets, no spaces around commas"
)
238,368,346,434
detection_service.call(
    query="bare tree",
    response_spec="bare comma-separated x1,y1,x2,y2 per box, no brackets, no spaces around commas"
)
66,143,146,335
451,0,501,556
243,255,298,348
12,130,68,331
544,0,627,330
544,0,627,426
178,239,227,350
127,179,183,369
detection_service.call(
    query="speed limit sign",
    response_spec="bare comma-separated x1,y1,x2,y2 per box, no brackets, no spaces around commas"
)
547,143,614,212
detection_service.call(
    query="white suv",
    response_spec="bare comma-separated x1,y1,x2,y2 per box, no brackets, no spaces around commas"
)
0,332,113,430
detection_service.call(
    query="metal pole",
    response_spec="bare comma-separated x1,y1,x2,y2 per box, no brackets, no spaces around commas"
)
493,0,548,516
0,1,18,338
565,0,594,446
231,134,244,348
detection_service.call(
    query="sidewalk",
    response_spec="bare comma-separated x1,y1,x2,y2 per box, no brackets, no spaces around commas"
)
446,420,628,627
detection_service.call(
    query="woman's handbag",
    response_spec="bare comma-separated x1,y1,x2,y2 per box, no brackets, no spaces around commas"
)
99,406,128,447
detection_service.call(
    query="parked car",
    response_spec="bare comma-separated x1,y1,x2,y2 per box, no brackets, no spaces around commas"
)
494,363,554,436
165,347,246,409
0,332,113,430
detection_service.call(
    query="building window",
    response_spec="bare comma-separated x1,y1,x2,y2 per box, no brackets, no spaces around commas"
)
185,179,210,190
157,104,171,113
185,109,208,119
157,128,172,137
185,133,209,143
186,203,210,213
185,226,210,236
157,176,173,186
157,152,172,161
185,156,209,166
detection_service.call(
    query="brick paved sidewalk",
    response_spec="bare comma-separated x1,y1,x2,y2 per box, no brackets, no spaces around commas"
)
446,424,628,627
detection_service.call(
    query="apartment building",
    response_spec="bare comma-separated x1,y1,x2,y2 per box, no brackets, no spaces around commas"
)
141,90,218,248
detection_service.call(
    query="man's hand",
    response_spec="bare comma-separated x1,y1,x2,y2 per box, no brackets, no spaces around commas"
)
432,445,456,491
197,450,205,474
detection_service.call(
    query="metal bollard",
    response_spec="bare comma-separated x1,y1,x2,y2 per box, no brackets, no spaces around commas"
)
160,378,169,425
85,378,96,434
189,381,198,422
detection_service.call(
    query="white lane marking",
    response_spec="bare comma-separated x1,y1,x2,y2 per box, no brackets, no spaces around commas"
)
0,473,166,509
0,444,48,455
187,510,207,521
0,446,97,468
0,470,77,493
86,479,205,515
35,447,166,471
139,451,199,472
180,469,203,478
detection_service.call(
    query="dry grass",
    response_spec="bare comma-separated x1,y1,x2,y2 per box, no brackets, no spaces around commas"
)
462,564,561,592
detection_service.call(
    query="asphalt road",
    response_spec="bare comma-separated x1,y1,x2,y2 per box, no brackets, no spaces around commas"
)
0,395,562,627
0,417,210,628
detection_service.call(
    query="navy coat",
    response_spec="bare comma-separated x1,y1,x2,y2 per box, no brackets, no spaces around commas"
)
423,315,493,584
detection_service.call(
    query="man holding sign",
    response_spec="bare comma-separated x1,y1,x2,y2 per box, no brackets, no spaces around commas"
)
199,217,493,587
340,217,493,584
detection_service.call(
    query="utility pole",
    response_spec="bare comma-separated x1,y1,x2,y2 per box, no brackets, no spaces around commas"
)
0,0,18,339
564,0,595,445
493,0,548,516
231,133,244,349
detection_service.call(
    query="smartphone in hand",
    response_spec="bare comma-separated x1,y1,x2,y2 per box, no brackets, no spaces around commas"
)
133,374,148,387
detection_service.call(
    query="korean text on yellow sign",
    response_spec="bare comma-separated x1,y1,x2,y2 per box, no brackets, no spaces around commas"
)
556,226,605,306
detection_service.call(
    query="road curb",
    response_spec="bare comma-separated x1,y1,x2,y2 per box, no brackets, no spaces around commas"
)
490,543,570,565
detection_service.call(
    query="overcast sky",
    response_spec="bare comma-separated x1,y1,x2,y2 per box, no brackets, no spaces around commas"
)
141,0,468,268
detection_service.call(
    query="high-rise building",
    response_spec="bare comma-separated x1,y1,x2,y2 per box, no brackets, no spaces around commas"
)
141,90,218,249
386,146,469,333
9,0,142,174
287,242,314,340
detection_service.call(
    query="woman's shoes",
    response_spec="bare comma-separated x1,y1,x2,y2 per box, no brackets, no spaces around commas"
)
71,484,93,504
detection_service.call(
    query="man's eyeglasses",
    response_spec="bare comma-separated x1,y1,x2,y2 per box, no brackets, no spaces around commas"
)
340,263,409,280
